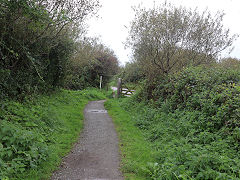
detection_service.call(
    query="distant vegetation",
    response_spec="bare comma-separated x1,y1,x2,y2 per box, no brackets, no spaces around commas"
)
65,37,119,90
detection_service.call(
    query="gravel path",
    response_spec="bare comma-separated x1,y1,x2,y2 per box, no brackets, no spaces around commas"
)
51,100,123,180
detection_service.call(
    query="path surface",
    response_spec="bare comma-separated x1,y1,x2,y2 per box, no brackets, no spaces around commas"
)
51,100,123,180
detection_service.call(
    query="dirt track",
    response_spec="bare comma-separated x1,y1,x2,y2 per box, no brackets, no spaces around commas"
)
51,100,123,180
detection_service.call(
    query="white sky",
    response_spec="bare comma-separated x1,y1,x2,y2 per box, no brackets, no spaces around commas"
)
87,0,240,65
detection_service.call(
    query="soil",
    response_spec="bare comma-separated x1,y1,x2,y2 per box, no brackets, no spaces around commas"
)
51,100,123,180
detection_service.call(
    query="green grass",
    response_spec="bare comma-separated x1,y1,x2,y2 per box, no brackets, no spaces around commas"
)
105,99,157,180
0,88,106,180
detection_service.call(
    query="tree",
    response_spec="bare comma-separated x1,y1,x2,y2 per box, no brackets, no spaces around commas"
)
0,0,100,99
126,2,238,77
119,61,145,83
65,37,119,90
219,57,240,69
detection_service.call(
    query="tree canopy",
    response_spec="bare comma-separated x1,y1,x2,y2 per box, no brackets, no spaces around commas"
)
65,37,119,90
126,2,238,76
0,0,100,99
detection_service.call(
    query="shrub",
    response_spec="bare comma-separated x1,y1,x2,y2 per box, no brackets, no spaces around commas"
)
0,0,99,100
120,66,240,179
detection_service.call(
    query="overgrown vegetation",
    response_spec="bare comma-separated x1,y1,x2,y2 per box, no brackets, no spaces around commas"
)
0,0,102,100
118,61,145,84
65,37,119,90
1,0,240,179
110,66,240,179
0,89,105,179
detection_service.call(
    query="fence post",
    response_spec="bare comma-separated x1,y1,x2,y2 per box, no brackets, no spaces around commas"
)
99,76,103,89
117,78,122,98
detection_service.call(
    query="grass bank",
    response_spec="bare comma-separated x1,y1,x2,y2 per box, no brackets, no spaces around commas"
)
105,99,157,180
0,89,105,180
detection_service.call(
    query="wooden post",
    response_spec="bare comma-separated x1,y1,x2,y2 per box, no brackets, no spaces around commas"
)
117,78,122,98
99,76,103,89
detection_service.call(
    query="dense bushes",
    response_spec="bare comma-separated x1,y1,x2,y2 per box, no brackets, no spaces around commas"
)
65,38,119,90
0,89,105,179
150,67,240,131
0,0,100,100
118,61,145,83
120,66,240,179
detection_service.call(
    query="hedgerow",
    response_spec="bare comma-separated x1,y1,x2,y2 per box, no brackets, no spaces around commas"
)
121,66,240,179
0,0,100,100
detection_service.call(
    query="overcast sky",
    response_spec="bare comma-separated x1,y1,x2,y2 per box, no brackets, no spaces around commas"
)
87,0,240,65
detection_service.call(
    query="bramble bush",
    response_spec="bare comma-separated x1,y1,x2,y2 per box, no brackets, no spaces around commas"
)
121,66,240,179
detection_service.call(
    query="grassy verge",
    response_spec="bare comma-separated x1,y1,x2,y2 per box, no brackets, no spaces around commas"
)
0,88,106,180
105,99,157,180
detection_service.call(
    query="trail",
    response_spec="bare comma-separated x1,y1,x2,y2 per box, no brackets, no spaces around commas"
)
51,100,123,180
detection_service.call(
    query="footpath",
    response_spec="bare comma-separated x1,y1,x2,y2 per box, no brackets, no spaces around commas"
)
51,100,123,180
